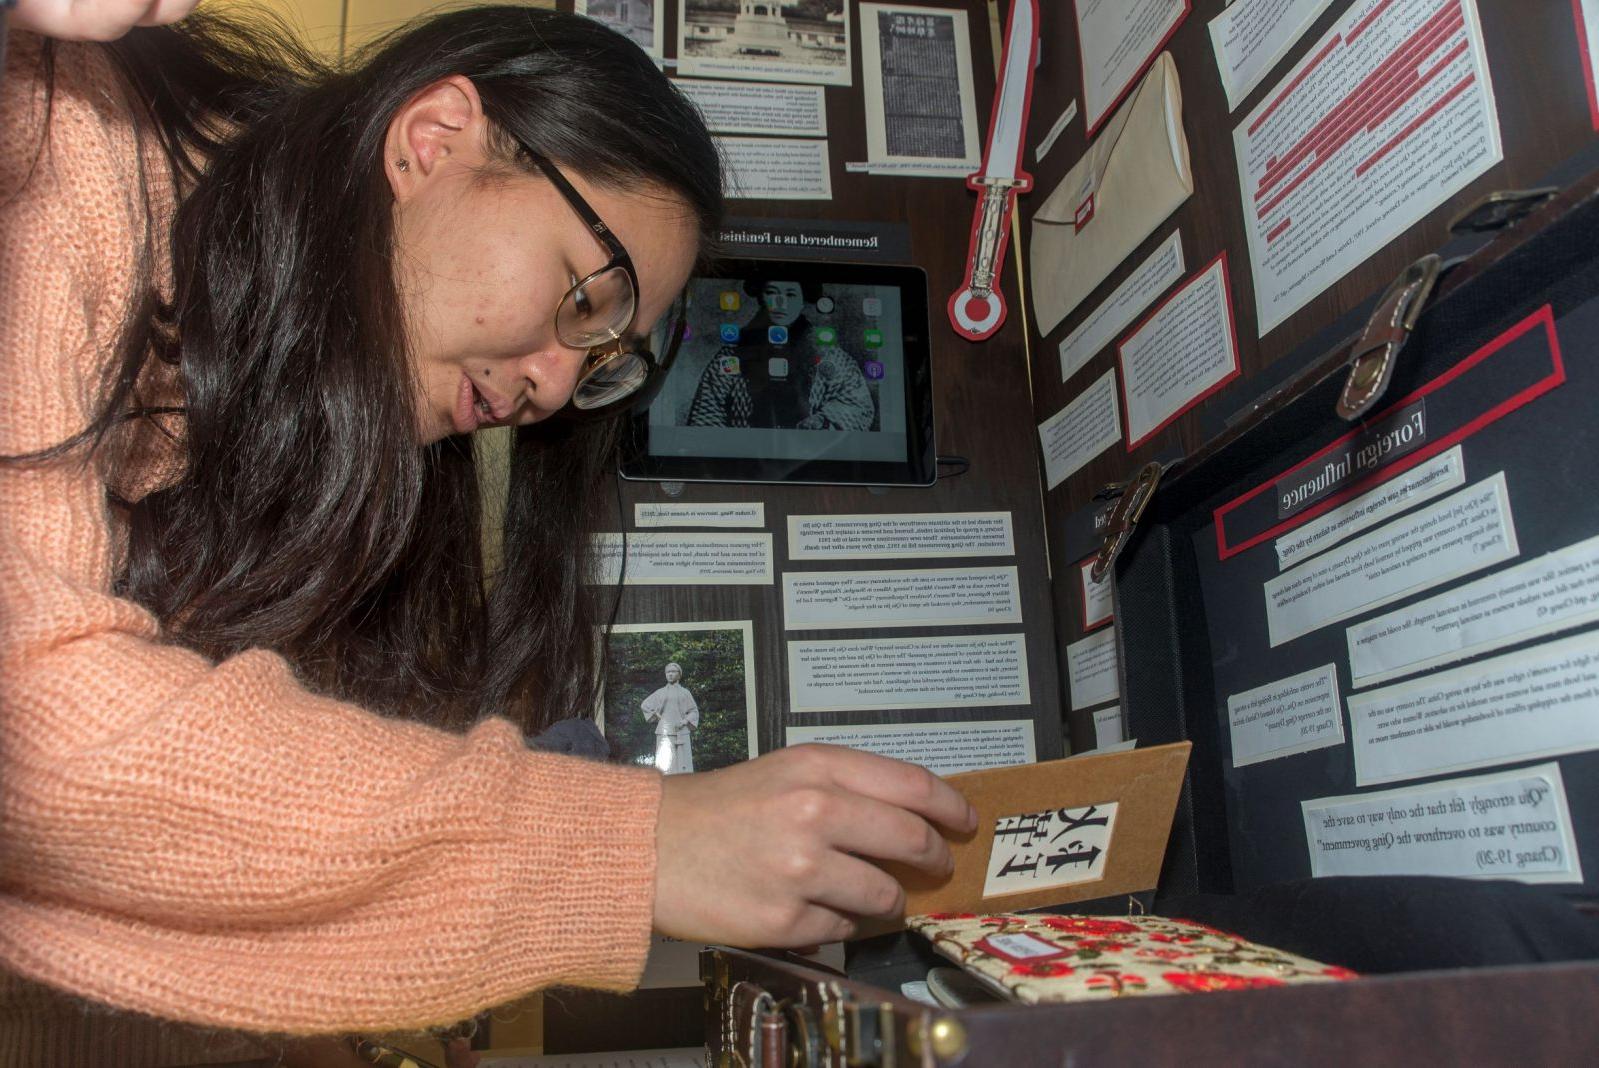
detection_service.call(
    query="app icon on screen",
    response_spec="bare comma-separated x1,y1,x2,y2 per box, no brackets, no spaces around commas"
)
816,296,836,314
862,297,882,317
863,328,883,349
864,360,885,380
718,355,741,375
768,325,790,345
718,291,741,311
719,323,740,343
768,357,790,378
816,326,838,344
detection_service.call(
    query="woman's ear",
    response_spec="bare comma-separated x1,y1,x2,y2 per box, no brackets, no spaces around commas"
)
384,75,488,200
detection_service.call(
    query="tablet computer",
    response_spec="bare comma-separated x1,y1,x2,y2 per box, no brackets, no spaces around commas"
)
619,259,936,486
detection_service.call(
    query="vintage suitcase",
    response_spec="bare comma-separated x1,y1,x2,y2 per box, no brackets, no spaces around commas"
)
700,166,1599,1067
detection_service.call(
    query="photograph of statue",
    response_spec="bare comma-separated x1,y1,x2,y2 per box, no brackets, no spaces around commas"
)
600,621,758,774
641,662,700,774
576,0,661,56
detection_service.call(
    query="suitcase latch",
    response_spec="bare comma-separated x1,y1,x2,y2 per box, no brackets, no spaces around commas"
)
1092,461,1164,583
1337,254,1440,421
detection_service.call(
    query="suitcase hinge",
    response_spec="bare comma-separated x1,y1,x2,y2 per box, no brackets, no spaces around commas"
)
1447,186,1559,235
1336,254,1440,421
905,1015,968,1065
823,998,898,1066
1091,461,1164,583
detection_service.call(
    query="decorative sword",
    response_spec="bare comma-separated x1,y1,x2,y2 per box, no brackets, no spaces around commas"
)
948,0,1039,342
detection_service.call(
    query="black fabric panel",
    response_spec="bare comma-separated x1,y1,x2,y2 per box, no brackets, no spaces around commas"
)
1158,877,1599,974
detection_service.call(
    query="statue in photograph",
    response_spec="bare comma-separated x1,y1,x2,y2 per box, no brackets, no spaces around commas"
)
641,661,700,774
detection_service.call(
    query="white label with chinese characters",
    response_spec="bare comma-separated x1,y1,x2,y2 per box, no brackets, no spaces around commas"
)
982,932,1066,960
982,802,1118,897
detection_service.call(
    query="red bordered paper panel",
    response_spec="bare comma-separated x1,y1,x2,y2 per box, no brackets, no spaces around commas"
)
1212,305,1566,561
1075,0,1193,138
1575,0,1599,130
1117,250,1242,452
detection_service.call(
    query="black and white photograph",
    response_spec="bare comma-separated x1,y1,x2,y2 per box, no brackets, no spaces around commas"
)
575,0,662,57
599,621,759,775
678,0,854,86
860,2,980,176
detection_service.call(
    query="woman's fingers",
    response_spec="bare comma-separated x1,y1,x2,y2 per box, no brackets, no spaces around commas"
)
13,0,199,41
653,746,974,949
795,743,978,834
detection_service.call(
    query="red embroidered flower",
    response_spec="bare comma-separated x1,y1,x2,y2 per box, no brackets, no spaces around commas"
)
1321,966,1358,981
1073,939,1128,953
1163,971,1286,993
1147,933,1174,943
1009,961,1075,978
1136,948,1193,961
978,915,1014,926
924,912,977,921
1039,916,1141,936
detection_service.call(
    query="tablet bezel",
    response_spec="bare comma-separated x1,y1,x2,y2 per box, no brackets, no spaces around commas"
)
618,258,937,486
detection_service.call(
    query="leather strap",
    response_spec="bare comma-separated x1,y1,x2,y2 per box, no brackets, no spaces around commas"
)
1336,255,1440,420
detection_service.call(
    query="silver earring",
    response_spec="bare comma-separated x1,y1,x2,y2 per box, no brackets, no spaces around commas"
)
395,158,410,172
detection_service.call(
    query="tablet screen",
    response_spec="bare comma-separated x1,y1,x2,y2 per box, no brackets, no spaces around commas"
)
622,260,934,485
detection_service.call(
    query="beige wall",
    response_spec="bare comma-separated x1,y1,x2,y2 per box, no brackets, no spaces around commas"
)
210,0,554,62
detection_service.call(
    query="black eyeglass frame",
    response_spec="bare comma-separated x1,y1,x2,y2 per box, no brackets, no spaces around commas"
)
523,149,686,416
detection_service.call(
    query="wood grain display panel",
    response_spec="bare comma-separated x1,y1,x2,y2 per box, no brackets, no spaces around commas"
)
566,1,1066,761
1017,0,1599,749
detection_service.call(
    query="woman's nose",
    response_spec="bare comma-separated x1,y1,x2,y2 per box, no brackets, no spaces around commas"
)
515,343,590,413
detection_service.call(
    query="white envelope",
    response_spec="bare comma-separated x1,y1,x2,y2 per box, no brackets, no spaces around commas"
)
1030,52,1194,337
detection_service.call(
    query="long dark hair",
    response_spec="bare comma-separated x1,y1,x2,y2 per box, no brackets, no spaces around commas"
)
17,7,722,731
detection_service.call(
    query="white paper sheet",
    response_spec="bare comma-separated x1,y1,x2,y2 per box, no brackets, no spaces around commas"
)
860,4,981,176
1263,472,1518,647
783,566,1022,630
787,512,1014,559
592,532,774,584
674,78,827,135
576,0,664,58
1117,254,1240,449
718,136,833,200
1348,630,1599,786
1038,368,1122,491
1092,703,1126,746
1208,0,1336,111
484,1049,705,1068
634,501,765,528
1235,0,1501,334
1302,763,1583,883
984,801,1117,897
1066,627,1119,710
1035,98,1080,162
677,0,853,86
1227,662,1344,768
785,718,1036,774
1075,0,1190,134
1349,532,1599,687
1058,230,1186,384
1275,445,1466,569
787,633,1029,713
1079,557,1114,629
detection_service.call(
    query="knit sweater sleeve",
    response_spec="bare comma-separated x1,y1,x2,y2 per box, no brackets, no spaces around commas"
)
0,36,662,1035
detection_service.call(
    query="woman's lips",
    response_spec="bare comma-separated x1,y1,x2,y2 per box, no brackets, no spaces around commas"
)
452,374,517,435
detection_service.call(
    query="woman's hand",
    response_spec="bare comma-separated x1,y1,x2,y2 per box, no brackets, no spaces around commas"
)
11,0,199,41
653,744,977,946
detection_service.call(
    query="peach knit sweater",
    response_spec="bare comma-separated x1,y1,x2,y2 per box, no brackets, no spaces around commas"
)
0,31,662,1039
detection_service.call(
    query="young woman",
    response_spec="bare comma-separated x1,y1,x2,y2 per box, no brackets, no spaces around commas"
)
0,1,975,1061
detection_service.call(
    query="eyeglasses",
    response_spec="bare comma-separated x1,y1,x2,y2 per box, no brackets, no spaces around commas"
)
524,150,669,412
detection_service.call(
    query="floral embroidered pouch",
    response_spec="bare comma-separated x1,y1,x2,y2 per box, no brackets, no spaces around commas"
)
906,912,1358,1004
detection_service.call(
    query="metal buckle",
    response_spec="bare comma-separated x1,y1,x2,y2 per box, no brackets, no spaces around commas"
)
1336,254,1440,421
1091,461,1164,583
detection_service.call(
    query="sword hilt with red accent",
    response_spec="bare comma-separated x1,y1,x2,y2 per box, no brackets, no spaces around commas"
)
947,0,1038,343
